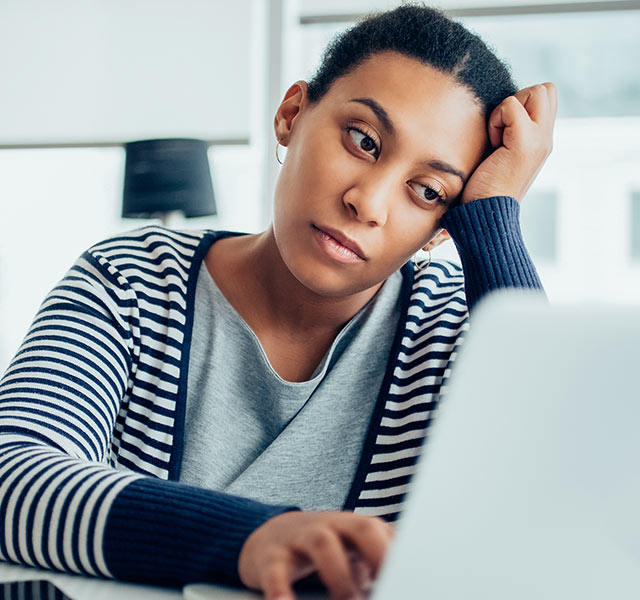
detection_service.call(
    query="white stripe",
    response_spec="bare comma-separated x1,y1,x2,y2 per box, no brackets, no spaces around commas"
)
1,449,52,563
375,428,428,446
370,446,423,464
354,502,405,517
128,385,176,412
118,431,171,462
115,446,169,478
17,454,71,568
0,410,99,461
31,458,83,570
66,468,115,575
132,369,178,395
138,319,184,345
380,410,432,428
123,417,174,445
137,297,186,326
91,474,142,577
359,483,411,500
365,465,416,483
138,337,181,362
0,378,116,436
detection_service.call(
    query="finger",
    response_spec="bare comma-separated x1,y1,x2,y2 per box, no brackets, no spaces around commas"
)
261,559,296,600
544,81,559,121
514,83,557,124
488,95,529,148
335,517,394,581
294,529,360,600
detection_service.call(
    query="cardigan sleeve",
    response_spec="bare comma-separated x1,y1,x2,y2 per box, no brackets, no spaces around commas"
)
0,252,297,587
440,196,544,311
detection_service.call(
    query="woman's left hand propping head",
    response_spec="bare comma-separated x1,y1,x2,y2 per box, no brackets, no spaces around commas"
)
461,82,558,204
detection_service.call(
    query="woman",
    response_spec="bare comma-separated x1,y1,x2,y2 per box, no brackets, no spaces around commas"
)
0,4,555,600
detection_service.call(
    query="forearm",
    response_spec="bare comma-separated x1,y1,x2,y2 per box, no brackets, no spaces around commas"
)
440,196,543,311
0,439,298,586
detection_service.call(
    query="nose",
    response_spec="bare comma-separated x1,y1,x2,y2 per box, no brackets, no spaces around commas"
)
343,170,394,227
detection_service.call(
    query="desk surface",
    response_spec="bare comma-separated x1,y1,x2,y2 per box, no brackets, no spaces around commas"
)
0,562,276,600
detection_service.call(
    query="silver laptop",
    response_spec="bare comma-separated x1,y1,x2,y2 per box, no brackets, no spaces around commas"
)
186,291,640,599
373,290,640,599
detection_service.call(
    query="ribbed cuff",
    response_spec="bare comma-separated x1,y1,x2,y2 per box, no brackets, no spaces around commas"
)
103,477,299,587
441,196,543,311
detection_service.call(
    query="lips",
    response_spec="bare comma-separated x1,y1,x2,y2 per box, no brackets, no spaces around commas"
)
312,225,367,261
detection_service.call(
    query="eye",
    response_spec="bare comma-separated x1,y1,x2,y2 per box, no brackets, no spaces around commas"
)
407,181,446,206
347,126,380,158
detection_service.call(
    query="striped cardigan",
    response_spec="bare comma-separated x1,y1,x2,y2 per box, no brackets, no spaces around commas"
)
0,197,542,586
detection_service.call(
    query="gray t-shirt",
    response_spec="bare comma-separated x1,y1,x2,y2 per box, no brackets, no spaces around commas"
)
179,260,403,510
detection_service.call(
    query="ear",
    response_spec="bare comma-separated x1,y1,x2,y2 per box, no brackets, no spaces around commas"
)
273,81,308,146
422,228,450,252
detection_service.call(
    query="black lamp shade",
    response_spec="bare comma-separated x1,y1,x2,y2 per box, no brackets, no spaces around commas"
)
122,138,216,218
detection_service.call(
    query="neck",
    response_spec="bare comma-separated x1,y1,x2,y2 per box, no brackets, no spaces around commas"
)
227,227,383,337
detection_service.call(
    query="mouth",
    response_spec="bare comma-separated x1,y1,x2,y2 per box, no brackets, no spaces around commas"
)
312,224,367,263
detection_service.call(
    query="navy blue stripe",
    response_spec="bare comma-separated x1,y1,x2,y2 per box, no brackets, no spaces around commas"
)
85,478,118,575
14,334,127,391
124,274,194,297
23,325,131,373
365,455,420,474
1,383,114,433
117,438,171,470
355,492,408,508
381,400,437,420
24,458,74,571
6,356,123,409
127,392,175,419
30,312,134,349
5,452,51,565
343,261,415,511
167,230,221,480
134,360,180,386
116,454,165,476
55,469,101,573
130,376,175,399
135,306,186,330
13,454,62,567
406,295,466,321
139,325,181,350
69,474,104,574
94,239,195,264
363,474,415,491
371,435,428,455
377,418,434,437
102,261,188,288
0,430,67,454
91,228,202,254
123,406,175,435
119,425,172,455
0,398,106,456
0,411,97,458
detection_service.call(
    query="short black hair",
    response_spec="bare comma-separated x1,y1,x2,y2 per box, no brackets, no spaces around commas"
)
307,3,517,118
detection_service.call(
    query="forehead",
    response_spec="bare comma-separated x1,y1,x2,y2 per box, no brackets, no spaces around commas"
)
320,51,487,160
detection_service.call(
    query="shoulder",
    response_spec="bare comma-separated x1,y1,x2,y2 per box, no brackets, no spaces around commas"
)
70,226,220,308
87,225,217,271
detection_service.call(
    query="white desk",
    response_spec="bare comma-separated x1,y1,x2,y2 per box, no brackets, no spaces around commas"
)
0,561,277,600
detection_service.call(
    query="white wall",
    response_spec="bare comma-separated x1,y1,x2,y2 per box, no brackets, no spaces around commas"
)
0,0,253,144
0,0,269,372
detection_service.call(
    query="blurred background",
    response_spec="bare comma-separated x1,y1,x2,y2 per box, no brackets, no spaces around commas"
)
1,0,639,371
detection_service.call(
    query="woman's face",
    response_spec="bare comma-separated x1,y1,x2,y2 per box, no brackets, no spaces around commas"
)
272,51,488,298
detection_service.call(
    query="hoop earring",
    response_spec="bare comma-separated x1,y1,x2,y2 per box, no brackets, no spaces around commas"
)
276,142,284,165
414,249,432,272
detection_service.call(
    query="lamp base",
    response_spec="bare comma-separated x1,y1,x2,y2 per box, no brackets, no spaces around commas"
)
158,210,183,228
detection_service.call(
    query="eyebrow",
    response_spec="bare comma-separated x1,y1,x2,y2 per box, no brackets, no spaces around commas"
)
349,97,468,183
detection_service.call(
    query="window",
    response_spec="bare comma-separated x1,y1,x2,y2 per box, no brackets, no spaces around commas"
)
632,191,640,260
